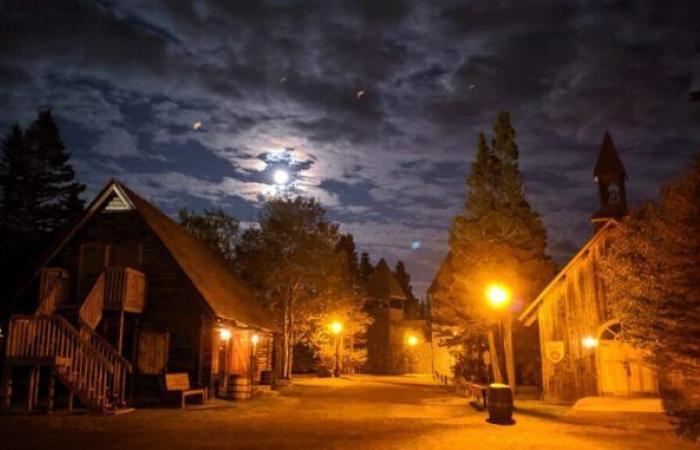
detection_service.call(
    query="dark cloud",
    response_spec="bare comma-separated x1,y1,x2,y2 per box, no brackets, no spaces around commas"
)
0,0,698,296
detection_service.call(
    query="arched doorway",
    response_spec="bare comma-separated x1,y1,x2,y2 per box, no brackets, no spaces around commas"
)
596,320,658,396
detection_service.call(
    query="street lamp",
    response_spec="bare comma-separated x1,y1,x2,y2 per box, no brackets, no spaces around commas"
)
485,283,515,390
330,321,343,377
486,284,510,309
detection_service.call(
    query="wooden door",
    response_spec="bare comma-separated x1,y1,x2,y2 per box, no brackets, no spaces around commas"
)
137,331,169,374
78,243,106,300
599,340,658,396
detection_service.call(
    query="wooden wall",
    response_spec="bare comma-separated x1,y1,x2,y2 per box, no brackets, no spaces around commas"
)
537,234,611,403
46,209,211,394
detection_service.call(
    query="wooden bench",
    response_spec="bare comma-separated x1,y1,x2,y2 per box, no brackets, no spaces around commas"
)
466,382,489,410
165,373,207,408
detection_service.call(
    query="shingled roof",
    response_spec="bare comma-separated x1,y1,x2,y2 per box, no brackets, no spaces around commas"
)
367,258,407,300
8,180,275,331
594,131,626,182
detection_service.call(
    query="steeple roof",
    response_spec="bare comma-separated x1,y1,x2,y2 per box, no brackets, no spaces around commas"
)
367,258,407,300
593,131,626,182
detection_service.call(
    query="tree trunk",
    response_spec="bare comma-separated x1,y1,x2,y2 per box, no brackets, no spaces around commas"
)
487,329,503,383
503,314,516,391
282,297,290,378
287,310,295,379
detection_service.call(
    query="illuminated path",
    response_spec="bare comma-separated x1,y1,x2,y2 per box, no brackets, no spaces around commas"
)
1,375,693,450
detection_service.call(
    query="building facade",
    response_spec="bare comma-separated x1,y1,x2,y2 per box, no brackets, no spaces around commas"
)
1,180,276,412
518,133,658,403
365,259,431,374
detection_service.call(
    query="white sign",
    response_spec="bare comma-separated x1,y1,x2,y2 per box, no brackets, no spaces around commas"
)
545,341,565,363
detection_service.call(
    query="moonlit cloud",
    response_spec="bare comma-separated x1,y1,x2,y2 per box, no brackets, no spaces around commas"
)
0,0,698,296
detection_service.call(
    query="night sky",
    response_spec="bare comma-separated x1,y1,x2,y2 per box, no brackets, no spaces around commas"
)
1,1,699,296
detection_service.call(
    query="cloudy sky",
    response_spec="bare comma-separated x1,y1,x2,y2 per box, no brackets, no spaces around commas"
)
1,1,698,296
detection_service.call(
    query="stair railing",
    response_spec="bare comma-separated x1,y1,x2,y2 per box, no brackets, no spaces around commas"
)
35,268,70,315
79,321,133,407
78,273,105,330
5,315,117,412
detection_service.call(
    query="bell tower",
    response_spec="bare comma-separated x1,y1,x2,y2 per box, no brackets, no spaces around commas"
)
591,131,627,227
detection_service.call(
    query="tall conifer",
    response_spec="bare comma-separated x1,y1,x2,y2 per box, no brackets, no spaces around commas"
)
434,111,553,337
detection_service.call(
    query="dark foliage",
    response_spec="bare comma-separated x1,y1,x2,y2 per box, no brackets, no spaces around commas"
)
0,110,85,296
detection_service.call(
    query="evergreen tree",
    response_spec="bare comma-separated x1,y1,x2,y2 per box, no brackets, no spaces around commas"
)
602,156,700,438
0,110,85,294
394,260,412,298
336,233,360,282
432,112,553,382
359,252,373,282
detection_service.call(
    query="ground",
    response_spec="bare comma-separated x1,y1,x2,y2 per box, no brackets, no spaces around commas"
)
0,375,694,450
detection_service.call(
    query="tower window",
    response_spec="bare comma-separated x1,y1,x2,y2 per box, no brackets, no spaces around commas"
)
608,185,620,203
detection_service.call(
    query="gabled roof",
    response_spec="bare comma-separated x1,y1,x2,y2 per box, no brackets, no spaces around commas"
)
518,220,617,326
7,179,275,331
594,131,626,182
367,258,406,300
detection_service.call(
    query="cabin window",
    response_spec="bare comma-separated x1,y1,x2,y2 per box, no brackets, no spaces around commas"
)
137,330,170,375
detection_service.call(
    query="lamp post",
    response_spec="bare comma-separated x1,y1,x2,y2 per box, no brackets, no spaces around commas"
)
406,334,418,373
330,321,343,377
485,284,515,391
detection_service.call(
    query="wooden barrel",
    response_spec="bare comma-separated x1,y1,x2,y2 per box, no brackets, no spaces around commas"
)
259,370,274,386
487,384,514,424
224,375,251,400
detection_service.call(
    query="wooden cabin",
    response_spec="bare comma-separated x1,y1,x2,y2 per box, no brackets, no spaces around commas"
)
365,259,431,374
0,180,276,413
518,132,658,403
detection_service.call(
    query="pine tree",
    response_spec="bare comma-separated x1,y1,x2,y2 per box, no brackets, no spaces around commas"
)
432,111,553,382
336,234,360,282
0,110,85,293
359,252,373,282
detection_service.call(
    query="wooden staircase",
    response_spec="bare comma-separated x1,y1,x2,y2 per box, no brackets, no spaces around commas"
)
1,267,139,414
2,315,132,413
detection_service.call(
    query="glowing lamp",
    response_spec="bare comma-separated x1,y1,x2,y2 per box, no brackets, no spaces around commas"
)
407,335,418,347
582,336,598,348
330,321,343,335
273,169,289,185
219,328,232,341
251,334,260,345
486,284,510,309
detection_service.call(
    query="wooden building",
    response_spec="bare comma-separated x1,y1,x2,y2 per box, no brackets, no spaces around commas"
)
518,132,658,403
0,180,276,413
365,259,431,374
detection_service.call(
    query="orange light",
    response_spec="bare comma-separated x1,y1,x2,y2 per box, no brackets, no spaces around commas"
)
582,336,598,348
219,328,232,341
251,334,260,345
330,321,343,335
406,335,418,347
486,284,510,309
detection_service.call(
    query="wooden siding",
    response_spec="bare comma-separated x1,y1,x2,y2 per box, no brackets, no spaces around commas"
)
45,209,211,392
538,234,611,403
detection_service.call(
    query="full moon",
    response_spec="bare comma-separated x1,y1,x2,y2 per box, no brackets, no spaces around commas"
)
273,169,290,185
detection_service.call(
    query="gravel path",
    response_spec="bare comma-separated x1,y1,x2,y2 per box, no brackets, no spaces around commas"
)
0,375,694,450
